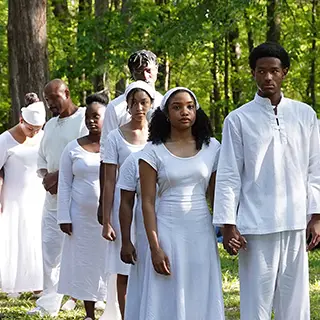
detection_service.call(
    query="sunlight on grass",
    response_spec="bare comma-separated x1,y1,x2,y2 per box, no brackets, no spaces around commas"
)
0,246,319,319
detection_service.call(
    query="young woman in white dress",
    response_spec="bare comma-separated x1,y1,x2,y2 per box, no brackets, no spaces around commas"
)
139,87,225,320
117,150,150,320
99,81,155,318
0,98,46,295
57,94,108,320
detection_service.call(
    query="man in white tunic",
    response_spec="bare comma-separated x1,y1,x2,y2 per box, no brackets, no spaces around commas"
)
213,42,320,320
28,79,88,317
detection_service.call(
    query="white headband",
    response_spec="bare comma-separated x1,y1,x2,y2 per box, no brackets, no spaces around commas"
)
21,101,46,126
159,87,200,111
125,80,155,101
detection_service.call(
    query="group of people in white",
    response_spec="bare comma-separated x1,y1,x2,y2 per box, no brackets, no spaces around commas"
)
0,43,319,320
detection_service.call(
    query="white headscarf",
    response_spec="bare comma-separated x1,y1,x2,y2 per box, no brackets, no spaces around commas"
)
160,87,200,111
125,80,155,101
21,101,46,126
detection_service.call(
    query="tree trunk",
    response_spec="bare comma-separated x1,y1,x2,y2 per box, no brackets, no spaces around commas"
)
210,40,222,137
51,0,70,24
266,0,280,42
244,9,254,54
154,1,170,92
224,34,229,117
307,0,317,107
79,0,92,14
229,25,241,107
7,0,49,125
112,0,120,10
94,0,110,94
115,78,126,97
96,0,110,14
78,0,93,104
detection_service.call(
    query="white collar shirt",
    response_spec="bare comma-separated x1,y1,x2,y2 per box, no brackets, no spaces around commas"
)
213,93,320,235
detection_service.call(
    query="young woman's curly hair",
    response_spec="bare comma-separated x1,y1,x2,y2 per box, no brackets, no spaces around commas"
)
148,90,213,150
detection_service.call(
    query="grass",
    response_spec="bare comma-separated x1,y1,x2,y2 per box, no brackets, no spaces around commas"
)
0,245,319,319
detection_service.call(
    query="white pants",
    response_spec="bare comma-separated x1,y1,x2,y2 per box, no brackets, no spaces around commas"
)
239,230,310,320
36,208,64,316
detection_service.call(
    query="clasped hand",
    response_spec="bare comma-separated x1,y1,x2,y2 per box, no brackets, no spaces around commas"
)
222,225,247,255
42,171,59,195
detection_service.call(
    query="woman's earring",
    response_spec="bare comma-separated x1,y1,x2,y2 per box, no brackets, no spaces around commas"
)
166,117,170,122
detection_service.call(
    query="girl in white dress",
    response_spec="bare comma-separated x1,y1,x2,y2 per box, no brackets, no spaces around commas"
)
139,87,225,320
117,151,149,320
99,81,155,318
57,94,108,320
0,99,46,294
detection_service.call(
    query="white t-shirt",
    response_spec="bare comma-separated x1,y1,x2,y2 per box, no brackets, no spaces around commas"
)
100,91,163,159
102,128,146,166
213,94,320,235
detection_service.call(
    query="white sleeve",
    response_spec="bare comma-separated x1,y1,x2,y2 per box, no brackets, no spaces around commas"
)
0,133,9,169
100,103,118,161
139,143,159,172
307,113,320,215
79,119,89,137
117,154,137,191
211,139,221,173
213,115,244,225
57,142,74,224
102,131,118,164
105,103,118,135
37,129,47,171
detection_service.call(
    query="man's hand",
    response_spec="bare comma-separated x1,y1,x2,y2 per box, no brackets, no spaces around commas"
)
306,214,320,251
222,224,247,255
42,171,59,192
60,223,72,236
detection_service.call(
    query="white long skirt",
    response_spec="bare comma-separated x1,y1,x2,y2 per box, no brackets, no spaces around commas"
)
0,182,45,293
58,201,108,301
138,214,225,320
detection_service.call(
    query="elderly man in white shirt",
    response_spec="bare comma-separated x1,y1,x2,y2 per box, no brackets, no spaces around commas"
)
213,42,320,320
28,79,88,317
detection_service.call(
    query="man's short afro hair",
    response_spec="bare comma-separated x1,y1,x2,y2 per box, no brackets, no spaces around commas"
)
249,42,290,70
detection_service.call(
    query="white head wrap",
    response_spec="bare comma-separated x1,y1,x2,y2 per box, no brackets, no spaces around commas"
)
125,80,155,101
21,101,46,126
160,87,200,111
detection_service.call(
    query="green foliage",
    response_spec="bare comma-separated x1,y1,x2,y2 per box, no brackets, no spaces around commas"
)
1,0,320,130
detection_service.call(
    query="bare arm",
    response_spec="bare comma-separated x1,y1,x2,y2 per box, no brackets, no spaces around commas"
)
119,190,136,264
97,162,106,225
139,160,170,275
139,160,159,251
101,163,117,241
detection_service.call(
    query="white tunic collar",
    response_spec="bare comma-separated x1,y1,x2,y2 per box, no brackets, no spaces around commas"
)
254,92,284,110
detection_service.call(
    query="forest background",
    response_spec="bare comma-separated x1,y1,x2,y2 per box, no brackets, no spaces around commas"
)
0,0,319,137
